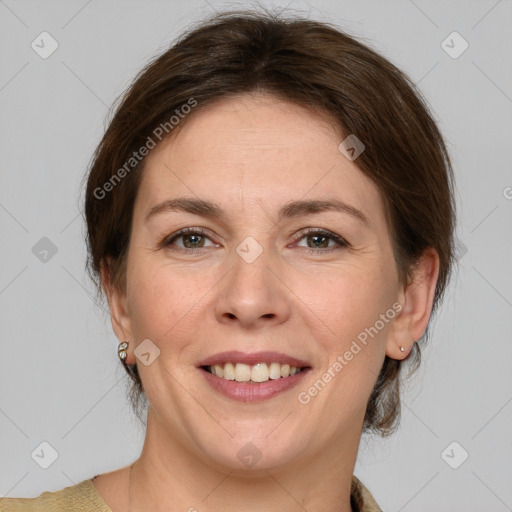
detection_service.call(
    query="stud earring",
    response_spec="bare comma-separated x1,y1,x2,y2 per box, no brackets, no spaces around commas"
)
118,341,137,377
400,346,405,352
118,341,129,362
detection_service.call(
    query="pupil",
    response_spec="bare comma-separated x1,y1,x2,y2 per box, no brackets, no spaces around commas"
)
309,235,328,248
185,234,203,248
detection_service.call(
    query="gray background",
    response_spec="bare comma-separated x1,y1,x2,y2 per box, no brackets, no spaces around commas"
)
1,0,511,510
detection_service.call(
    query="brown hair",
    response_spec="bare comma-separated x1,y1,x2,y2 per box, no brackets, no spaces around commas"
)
84,10,455,435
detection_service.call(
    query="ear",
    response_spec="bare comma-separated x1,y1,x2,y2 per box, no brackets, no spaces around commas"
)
100,258,135,365
386,248,440,360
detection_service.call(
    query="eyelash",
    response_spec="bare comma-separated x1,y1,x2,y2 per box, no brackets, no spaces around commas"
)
162,227,349,255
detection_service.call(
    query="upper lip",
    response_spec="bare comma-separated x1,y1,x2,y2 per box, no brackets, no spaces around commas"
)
197,351,311,368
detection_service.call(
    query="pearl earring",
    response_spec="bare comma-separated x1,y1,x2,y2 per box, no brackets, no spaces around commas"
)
118,341,129,361
118,341,138,377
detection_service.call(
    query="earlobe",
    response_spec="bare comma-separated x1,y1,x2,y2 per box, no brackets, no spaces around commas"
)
100,258,133,359
386,248,440,360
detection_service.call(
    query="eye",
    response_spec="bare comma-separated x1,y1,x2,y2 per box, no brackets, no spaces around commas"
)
163,227,217,250
294,228,349,253
161,227,348,254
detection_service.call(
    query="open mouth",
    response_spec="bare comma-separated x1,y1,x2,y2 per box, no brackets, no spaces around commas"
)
201,362,308,383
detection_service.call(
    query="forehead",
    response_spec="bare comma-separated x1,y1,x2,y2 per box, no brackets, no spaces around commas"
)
135,93,384,225
154,94,343,172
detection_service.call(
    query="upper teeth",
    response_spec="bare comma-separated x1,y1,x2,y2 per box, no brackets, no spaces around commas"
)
208,362,302,382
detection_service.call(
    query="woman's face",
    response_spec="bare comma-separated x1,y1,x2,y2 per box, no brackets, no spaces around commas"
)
111,93,408,472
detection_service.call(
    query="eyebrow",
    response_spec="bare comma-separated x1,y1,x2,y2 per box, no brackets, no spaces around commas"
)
145,197,369,225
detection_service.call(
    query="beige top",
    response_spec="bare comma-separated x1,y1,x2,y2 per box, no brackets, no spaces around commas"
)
0,475,382,511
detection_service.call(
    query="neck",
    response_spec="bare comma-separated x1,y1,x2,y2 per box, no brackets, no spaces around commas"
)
127,408,362,512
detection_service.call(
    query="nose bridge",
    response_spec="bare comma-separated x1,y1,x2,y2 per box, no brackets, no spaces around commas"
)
230,234,274,302
215,234,290,326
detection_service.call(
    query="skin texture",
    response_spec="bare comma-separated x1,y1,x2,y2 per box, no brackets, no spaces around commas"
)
94,93,440,512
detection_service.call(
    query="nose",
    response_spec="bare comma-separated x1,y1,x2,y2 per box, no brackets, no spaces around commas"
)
215,244,291,329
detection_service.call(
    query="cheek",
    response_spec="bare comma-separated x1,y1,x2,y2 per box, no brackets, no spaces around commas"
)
125,254,211,347
299,258,395,396
293,263,395,434
303,258,396,344
128,251,228,364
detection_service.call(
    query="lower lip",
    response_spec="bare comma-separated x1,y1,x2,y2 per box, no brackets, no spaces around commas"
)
200,368,311,402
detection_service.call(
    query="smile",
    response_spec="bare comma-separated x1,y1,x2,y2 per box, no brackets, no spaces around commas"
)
203,362,305,383
198,350,311,401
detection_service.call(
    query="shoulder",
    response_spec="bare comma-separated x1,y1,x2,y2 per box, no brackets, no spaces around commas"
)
351,475,382,512
0,479,111,512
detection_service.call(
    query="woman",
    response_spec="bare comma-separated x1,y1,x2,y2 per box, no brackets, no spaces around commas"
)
1,9,454,512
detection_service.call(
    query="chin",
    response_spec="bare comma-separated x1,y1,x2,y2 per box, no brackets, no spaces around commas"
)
190,424,310,475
